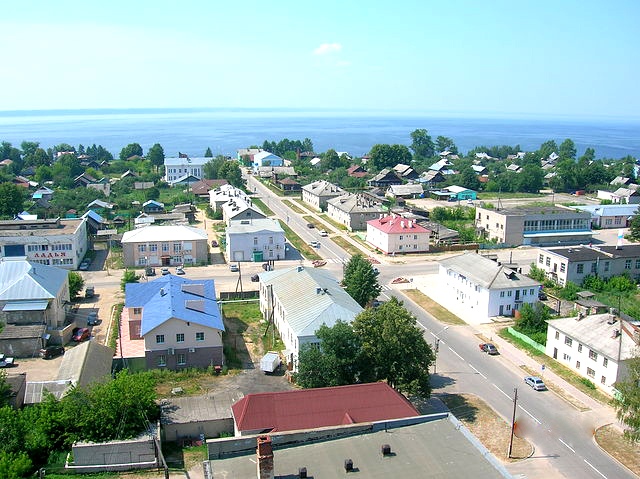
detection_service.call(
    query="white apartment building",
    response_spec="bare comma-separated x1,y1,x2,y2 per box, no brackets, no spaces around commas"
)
164,156,209,185
121,225,209,267
301,180,345,211
226,218,286,262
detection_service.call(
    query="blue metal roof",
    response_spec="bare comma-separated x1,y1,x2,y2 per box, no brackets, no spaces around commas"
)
0,259,68,301
125,275,224,336
3,300,49,311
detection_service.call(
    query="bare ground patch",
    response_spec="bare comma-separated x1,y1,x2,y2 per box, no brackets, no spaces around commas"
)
403,289,466,325
595,424,640,476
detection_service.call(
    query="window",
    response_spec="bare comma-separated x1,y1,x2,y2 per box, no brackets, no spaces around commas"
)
195,332,205,341
591,262,597,273
507,291,512,297
150,244,158,252
506,305,511,311
254,237,258,245
500,291,505,297
158,355,166,367
601,376,606,384
563,353,571,361
576,360,581,369
173,243,182,253
604,261,610,272
615,217,622,225
577,264,584,274
529,289,534,295
636,259,640,269
539,254,544,264
578,344,582,353
565,337,572,346
176,333,185,343
414,235,417,240
134,307,142,315
138,244,146,253
399,235,403,240
523,289,527,296
162,243,169,252
156,334,164,344
546,257,551,267
605,218,612,225
625,259,632,270
555,331,560,340
603,357,608,368
177,354,186,366
560,263,566,273
589,349,598,361
587,367,595,378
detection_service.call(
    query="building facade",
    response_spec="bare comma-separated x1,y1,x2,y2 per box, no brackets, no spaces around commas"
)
301,180,346,211
0,217,88,270
226,218,286,262
121,225,209,267
366,216,430,254
475,206,592,246
327,194,385,231
571,204,639,229
164,157,209,185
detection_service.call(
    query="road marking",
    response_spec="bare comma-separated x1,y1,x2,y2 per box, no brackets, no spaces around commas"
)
469,364,487,379
449,347,464,360
492,384,512,399
517,405,542,425
583,459,607,479
558,438,575,453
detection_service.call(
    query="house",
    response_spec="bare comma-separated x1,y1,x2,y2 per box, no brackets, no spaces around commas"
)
610,176,631,187
439,252,541,319
471,164,487,175
231,382,419,436
87,182,110,196
417,220,460,244
73,172,97,187
327,193,385,231
121,225,209,267
506,164,522,173
534,244,640,286
259,266,363,369
32,187,54,202
393,163,418,181
346,164,367,178
309,157,321,167
226,218,286,262
252,151,284,171
125,275,224,370
571,204,639,228
275,176,301,192
545,313,638,396
120,169,138,180
418,170,445,187
0,217,88,269
0,258,70,355
367,168,402,187
87,199,115,213
190,179,228,198
221,197,267,226
206,416,512,479
301,180,346,211
164,156,209,185
429,159,455,175
475,152,494,160
366,216,430,254
12,176,30,188
443,185,477,201
597,187,640,204
236,148,263,163
475,205,592,246
386,184,424,199
142,200,165,214
256,166,296,178
171,174,201,187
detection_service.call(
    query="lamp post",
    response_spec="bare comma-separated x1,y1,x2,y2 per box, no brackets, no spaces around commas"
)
432,325,450,374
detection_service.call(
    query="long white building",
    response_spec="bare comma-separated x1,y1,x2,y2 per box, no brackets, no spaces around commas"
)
164,156,209,185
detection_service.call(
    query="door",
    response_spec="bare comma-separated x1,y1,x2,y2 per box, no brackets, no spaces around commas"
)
499,305,504,316
553,347,558,359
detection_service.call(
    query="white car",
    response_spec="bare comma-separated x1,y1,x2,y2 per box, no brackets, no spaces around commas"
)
524,376,546,391
309,241,320,248
319,230,328,237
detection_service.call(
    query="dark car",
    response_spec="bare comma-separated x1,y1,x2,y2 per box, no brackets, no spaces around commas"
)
211,240,219,247
78,260,90,271
306,223,315,228
251,274,260,282
39,345,65,359
538,290,547,300
72,327,90,342
87,312,99,326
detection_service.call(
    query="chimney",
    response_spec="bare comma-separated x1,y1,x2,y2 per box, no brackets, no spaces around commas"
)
256,435,274,479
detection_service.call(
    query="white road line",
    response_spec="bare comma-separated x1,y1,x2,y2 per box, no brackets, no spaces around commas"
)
469,364,487,379
492,384,512,400
517,405,542,425
449,347,464,360
584,459,608,479
558,438,576,453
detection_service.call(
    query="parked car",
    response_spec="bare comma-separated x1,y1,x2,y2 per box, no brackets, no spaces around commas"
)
85,286,95,298
145,266,156,276
262,262,273,271
479,343,499,355
524,376,546,391
161,267,170,275
72,327,90,342
211,240,219,247
39,345,65,359
306,223,315,228
309,241,320,248
319,230,328,237
78,260,90,271
538,290,547,300
230,263,239,272
87,312,99,326
176,265,185,275
251,274,259,282
0,353,15,368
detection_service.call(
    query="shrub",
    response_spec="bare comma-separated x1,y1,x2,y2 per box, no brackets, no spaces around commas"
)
579,377,596,390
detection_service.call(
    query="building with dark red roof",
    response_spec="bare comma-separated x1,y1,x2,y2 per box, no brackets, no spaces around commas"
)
366,215,430,255
231,382,418,436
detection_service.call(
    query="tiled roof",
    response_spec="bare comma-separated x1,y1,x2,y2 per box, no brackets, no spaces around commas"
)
231,382,418,433
368,216,429,235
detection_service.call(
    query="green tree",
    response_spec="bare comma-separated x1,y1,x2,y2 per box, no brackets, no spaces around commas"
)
218,161,243,187
203,156,227,179
145,186,160,201
369,144,412,171
514,302,550,343
353,298,434,396
204,147,213,157
302,138,314,152
68,272,85,301
321,149,341,170
0,183,25,218
458,166,481,191
0,451,32,479
614,356,640,442
121,270,140,291
147,143,165,170
0,372,10,408
629,211,640,241
435,135,458,155
119,143,143,161
410,129,435,159
558,139,577,160
342,254,381,307
516,164,544,193
538,140,558,159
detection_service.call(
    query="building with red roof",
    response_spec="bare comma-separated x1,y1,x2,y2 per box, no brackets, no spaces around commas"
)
366,215,430,255
231,382,419,436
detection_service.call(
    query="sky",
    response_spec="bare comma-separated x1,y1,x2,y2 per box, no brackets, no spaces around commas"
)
1,0,639,119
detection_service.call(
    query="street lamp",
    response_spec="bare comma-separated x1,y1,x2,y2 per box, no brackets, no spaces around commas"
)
432,325,450,374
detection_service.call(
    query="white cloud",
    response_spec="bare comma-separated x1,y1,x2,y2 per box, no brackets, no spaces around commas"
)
313,42,342,55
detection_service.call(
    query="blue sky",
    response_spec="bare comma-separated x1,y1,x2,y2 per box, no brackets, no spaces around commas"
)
1,0,639,119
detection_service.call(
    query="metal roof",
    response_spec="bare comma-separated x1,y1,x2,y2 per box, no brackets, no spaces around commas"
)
226,218,284,234
3,300,49,311
121,225,208,243
260,266,363,337
57,340,114,388
0,259,68,301
572,204,640,217
125,275,224,336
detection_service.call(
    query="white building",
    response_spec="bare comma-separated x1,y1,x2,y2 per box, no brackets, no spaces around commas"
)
226,218,286,262
439,252,541,319
221,197,267,226
251,151,283,171
0,217,88,270
121,225,209,267
208,185,247,212
545,313,638,395
164,157,209,185
366,216,430,255
301,180,345,211
259,266,363,370
327,194,384,231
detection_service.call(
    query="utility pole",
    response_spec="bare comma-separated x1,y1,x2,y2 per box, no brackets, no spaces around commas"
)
433,338,440,374
508,387,518,458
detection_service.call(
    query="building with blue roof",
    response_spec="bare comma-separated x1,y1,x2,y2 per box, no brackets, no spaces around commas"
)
125,275,224,370
571,204,639,229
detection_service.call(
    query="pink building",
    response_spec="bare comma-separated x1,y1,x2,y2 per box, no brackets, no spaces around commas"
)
366,215,430,255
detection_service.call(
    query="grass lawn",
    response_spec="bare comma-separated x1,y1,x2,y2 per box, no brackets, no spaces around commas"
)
252,197,275,216
278,220,322,260
403,289,466,325
439,393,532,462
282,199,306,214
331,235,364,257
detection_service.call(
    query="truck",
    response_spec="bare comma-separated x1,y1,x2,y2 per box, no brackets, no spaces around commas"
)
260,351,281,373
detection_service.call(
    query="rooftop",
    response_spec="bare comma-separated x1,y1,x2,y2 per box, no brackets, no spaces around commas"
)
0,258,68,301
121,225,208,243
226,218,284,234
368,216,429,235
477,205,591,217
0,217,85,237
